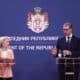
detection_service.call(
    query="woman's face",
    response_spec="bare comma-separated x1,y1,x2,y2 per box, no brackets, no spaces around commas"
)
2,39,10,48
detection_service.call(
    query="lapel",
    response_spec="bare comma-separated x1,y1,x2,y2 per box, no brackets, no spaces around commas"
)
70,35,75,47
63,36,74,49
63,37,67,48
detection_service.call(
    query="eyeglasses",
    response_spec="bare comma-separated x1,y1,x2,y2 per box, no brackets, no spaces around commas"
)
63,28,70,31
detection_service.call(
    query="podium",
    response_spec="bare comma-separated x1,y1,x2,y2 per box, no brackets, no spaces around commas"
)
56,57,80,80
0,59,15,75
0,59,15,63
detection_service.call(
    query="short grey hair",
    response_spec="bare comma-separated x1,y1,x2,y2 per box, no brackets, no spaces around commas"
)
63,22,72,29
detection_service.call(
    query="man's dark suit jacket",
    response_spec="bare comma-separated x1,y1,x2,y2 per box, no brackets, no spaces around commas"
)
56,35,80,80
56,35,80,57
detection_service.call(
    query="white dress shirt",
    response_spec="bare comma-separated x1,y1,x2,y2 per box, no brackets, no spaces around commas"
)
66,33,73,43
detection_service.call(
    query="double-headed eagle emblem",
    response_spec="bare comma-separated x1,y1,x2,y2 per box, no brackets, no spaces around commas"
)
27,7,49,33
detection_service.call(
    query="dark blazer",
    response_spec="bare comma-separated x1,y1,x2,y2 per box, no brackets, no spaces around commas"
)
56,35,80,57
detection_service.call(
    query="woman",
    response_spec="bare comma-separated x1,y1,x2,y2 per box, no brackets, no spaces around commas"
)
0,37,15,80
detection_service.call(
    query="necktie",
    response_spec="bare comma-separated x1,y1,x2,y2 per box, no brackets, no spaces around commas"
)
66,37,70,49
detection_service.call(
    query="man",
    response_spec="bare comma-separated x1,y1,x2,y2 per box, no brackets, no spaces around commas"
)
51,22,80,80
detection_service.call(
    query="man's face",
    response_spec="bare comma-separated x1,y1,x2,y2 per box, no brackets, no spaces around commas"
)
63,26,72,36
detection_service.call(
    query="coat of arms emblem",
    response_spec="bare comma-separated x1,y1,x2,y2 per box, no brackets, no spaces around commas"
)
27,7,49,33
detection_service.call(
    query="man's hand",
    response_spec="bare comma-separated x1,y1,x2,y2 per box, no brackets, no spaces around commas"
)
63,50,72,57
50,48,57,56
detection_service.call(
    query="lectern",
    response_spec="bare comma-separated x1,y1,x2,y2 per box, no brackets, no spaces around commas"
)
56,57,80,80
0,59,15,75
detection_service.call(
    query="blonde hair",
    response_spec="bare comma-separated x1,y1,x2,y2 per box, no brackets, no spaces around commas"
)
0,36,10,47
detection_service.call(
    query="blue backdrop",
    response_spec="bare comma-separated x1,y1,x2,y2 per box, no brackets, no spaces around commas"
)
0,0,80,80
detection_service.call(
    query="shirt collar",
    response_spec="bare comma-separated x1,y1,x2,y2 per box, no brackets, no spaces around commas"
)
66,33,73,38
66,33,73,41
